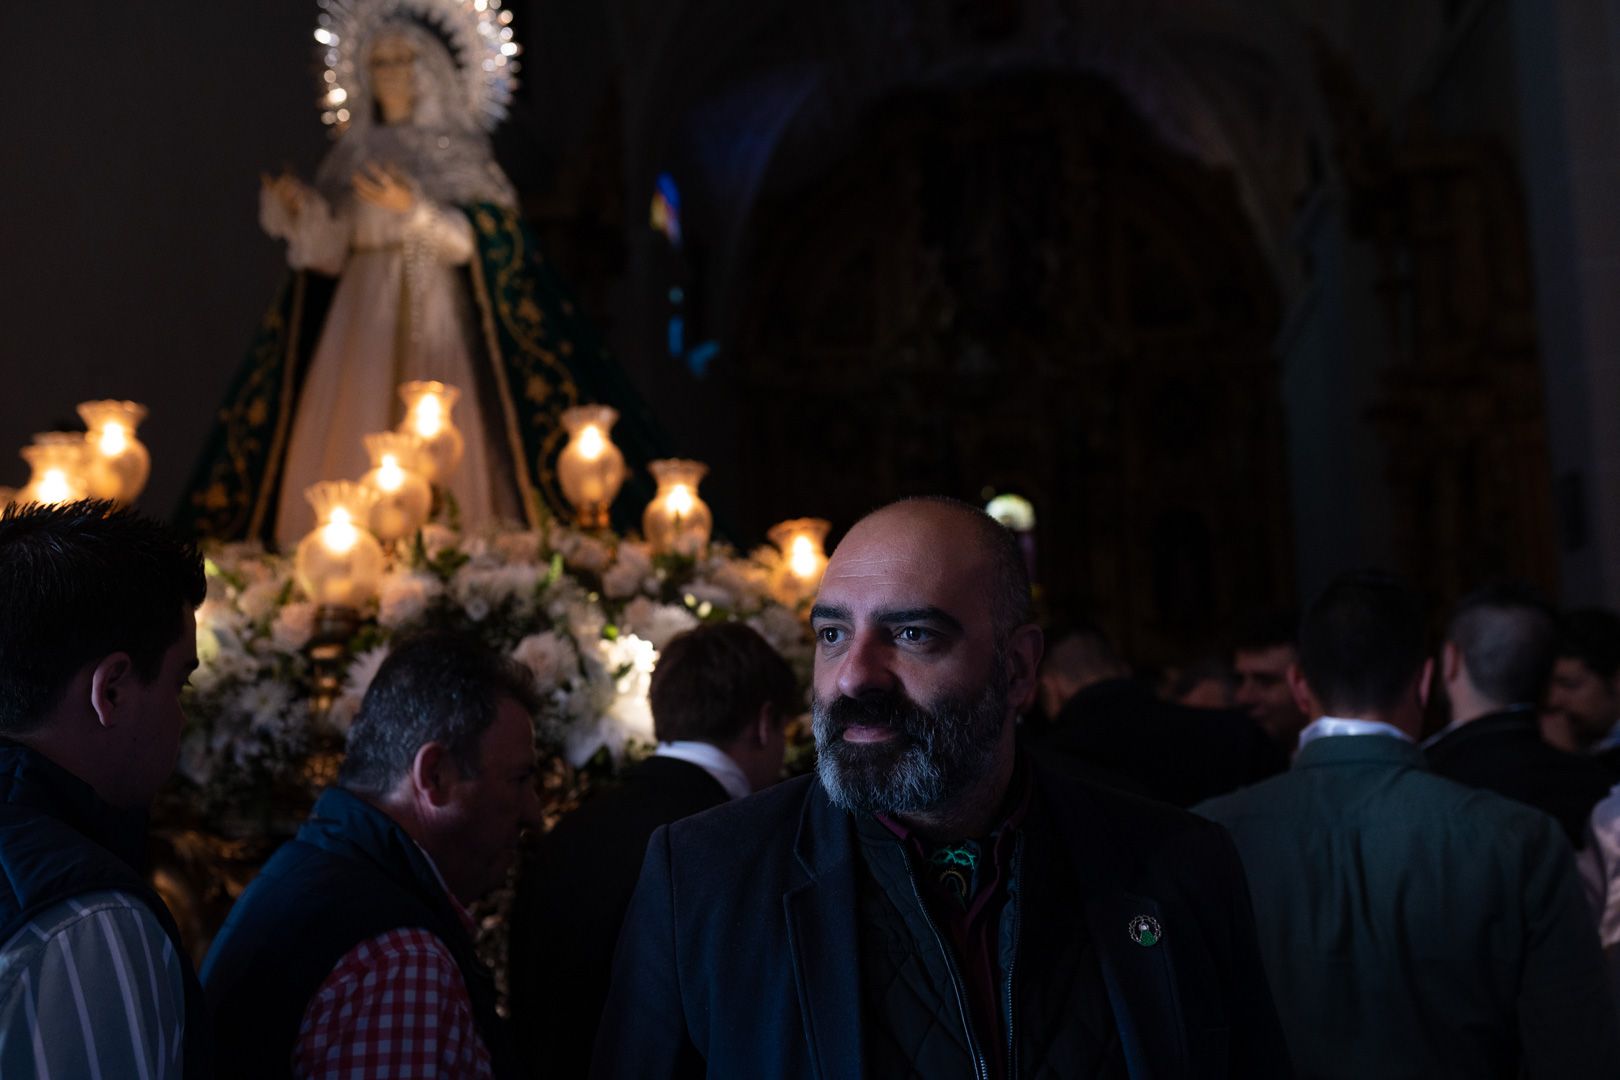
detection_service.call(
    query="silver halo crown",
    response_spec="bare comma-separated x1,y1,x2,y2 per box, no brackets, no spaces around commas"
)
314,0,521,133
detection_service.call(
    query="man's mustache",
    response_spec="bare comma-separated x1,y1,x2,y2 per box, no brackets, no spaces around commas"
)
816,693,933,742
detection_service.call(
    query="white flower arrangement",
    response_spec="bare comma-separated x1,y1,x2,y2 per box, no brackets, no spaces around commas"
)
179,520,811,815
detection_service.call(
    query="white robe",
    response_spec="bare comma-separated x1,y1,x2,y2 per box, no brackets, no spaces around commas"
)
262,186,515,549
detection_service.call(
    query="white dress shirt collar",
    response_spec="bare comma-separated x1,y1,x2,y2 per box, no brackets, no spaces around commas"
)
653,740,752,801
1296,715,1415,751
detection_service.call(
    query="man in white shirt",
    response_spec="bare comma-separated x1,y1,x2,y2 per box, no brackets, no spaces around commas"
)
1199,570,1620,1077
508,621,797,1077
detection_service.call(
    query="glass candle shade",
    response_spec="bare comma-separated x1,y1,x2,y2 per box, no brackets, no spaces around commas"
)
397,381,466,484
642,459,712,556
295,481,385,608
19,433,89,506
767,518,830,607
360,432,433,543
77,400,150,504
556,405,627,530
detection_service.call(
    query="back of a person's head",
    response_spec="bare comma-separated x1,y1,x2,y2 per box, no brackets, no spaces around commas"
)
0,500,205,737
1041,620,1125,684
1233,608,1300,655
649,621,798,745
340,631,540,795
1447,582,1557,707
1557,607,1620,681
1298,570,1427,717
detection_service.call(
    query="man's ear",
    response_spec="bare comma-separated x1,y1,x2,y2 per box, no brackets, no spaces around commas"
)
1286,662,1319,720
754,702,778,747
408,742,457,809
1440,641,1463,686
1006,624,1045,713
89,654,136,730
1416,656,1435,710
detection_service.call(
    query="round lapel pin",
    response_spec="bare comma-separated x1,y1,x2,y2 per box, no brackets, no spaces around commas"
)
1128,915,1162,947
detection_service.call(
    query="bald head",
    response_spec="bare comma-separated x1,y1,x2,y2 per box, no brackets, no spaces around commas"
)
835,497,1033,640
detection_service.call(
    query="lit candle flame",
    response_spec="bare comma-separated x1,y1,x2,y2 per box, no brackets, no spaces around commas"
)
322,507,360,554
578,425,605,461
789,534,821,579
667,484,694,518
98,423,129,457
413,395,444,438
376,454,405,493
38,469,72,505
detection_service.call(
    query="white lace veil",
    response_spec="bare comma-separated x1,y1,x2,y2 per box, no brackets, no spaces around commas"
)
314,20,517,210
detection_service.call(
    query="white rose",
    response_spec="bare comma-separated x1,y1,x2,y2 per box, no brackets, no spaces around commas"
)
558,532,612,574
271,602,318,653
493,530,547,564
619,596,699,651
420,523,458,559
236,579,285,624
511,631,579,692
378,572,443,630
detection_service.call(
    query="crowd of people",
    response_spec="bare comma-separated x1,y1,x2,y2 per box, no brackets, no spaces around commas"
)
3,497,1620,1077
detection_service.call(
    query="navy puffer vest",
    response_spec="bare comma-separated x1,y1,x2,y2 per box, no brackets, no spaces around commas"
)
201,787,518,1077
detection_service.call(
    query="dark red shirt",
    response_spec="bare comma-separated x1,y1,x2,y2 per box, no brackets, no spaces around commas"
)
876,761,1034,1079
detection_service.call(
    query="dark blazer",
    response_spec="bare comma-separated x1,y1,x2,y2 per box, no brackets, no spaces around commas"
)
509,755,729,1078
1199,735,1620,1079
1425,708,1614,848
1033,678,1285,807
591,767,1292,1079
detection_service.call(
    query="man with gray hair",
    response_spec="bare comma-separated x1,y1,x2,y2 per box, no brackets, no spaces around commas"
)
1424,583,1612,847
594,496,1289,1078
203,632,542,1078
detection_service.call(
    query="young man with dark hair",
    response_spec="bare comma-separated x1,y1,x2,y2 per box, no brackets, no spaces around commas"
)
594,498,1289,1078
509,621,797,1077
0,500,209,1077
1232,608,1309,752
1424,584,1612,846
1199,570,1620,1077
1548,607,1620,772
202,632,542,1078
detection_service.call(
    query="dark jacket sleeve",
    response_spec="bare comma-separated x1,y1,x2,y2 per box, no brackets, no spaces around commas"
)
1211,823,1294,1077
1516,819,1620,1077
589,825,706,1080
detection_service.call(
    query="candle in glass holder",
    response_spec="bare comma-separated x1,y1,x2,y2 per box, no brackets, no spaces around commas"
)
77,400,150,504
295,481,385,609
397,381,466,484
643,459,712,556
19,433,89,506
359,432,433,543
768,518,830,607
556,405,627,529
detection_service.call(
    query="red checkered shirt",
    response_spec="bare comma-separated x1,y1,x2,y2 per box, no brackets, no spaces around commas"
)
292,924,493,1079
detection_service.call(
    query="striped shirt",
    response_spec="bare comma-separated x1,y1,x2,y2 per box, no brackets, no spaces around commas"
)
0,888,186,1079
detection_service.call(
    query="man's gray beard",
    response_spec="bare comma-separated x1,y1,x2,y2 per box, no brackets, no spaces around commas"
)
811,664,1008,816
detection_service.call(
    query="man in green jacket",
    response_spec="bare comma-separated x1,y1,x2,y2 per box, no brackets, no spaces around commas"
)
1199,570,1620,1078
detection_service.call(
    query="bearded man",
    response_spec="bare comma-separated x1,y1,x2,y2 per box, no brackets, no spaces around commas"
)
591,497,1290,1079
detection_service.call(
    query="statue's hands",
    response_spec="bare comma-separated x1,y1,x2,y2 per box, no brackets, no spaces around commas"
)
261,171,307,218
353,163,415,213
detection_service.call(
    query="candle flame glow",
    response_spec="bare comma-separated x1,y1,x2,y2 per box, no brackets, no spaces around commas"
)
37,469,72,505
322,507,360,554
667,484,694,517
377,455,405,493
413,396,444,438
578,425,605,461
97,423,129,457
789,534,822,579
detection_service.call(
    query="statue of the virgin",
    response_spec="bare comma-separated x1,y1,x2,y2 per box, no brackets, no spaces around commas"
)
180,0,662,546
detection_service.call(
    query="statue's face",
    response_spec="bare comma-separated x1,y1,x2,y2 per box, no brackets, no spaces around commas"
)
368,34,417,120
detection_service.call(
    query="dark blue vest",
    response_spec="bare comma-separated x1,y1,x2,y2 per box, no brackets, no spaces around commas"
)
0,740,213,1077
201,787,518,1078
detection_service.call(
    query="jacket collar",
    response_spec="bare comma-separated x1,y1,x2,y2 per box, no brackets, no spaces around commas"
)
0,739,146,870
784,769,1192,1080
1292,732,1429,771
